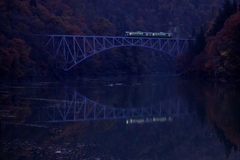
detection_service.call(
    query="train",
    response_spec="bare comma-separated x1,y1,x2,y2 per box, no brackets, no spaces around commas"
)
125,31,172,38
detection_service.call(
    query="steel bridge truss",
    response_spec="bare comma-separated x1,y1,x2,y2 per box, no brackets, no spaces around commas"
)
36,91,191,123
45,35,193,70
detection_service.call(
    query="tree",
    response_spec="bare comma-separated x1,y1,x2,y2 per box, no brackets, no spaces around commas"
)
193,26,206,56
8,38,35,79
0,48,13,79
208,0,237,37
29,0,37,7
205,11,240,78
90,17,116,35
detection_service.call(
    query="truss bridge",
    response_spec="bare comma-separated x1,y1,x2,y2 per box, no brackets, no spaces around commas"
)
45,35,194,70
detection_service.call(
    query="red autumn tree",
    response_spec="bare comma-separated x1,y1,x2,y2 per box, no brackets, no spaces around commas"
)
204,11,240,79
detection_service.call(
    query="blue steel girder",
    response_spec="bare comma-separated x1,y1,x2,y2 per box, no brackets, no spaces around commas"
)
38,91,191,123
45,35,193,71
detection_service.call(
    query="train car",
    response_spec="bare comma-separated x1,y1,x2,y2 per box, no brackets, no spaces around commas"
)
125,31,172,38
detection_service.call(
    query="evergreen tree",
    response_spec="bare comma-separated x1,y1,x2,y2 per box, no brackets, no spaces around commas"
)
208,0,237,37
29,0,37,7
232,0,237,13
197,26,206,53
191,26,206,56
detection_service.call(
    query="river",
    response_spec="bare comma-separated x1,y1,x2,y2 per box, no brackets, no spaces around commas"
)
1,74,240,160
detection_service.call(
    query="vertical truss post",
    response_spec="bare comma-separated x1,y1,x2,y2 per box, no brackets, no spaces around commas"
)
73,37,76,61
83,37,86,58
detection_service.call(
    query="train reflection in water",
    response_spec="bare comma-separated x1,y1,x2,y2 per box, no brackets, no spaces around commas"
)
126,116,173,124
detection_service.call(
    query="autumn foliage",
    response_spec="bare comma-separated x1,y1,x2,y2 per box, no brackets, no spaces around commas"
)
0,37,35,79
205,11,240,79
177,0,240,81
0,0,237,81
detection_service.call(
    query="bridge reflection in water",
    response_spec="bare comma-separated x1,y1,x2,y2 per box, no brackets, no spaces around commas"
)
35,90,193,123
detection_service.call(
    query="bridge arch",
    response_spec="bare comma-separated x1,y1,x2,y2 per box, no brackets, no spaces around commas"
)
45,35,193,71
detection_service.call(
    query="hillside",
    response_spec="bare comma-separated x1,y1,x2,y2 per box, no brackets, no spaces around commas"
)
177,0,240,81
0,0,224,80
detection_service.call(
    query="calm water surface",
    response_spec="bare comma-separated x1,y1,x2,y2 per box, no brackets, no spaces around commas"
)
1,74,240,160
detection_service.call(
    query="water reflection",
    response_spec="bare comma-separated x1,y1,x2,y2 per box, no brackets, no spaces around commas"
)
203,82,240,159
1,75,240,159
31,90,191,123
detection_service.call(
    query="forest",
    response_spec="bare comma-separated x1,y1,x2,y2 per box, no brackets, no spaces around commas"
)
1,1,240,158
0,0,240,81
177,0,240,81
